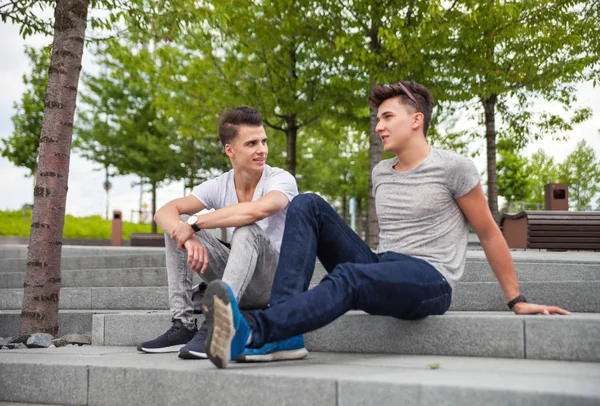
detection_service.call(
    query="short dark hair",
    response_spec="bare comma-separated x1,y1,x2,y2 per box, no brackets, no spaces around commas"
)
218,106,263,146
368,81,434,136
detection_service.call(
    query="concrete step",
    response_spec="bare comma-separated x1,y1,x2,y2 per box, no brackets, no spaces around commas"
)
0,310,118,338
2,248,598,274
1,258,597,289
89,310,600,362
0,267,173,289
461,261,600,282
0,253,166,273
0,287,169,310
0,244,164,260
1,347,599,406
450,281,600,312
2,280,599,312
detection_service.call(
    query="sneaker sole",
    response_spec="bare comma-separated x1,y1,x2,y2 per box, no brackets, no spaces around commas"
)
178,350,208,359
236,348,309,363
204,281,234,369
137,344,185,354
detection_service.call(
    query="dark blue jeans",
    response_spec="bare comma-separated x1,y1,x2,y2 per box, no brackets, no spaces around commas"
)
246,193,452,347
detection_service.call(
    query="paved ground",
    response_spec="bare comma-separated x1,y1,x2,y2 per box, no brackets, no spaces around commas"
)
1,346,599,405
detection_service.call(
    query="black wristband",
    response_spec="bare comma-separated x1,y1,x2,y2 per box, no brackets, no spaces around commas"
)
507,294,527,309
190,223,201,232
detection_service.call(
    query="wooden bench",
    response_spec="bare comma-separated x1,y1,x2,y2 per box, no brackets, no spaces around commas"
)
500,211,600,251
129,233,165,247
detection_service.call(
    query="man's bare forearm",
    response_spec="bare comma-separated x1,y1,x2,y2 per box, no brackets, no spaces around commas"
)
480,229,520,301
195,202,265,230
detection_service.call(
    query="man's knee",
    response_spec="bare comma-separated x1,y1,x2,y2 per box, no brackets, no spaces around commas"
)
231,223,264,244
289,193,325,214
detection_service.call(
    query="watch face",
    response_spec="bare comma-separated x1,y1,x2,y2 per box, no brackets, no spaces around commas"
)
187,215,198,225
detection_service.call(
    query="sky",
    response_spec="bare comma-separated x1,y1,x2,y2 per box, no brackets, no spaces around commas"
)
1,20,599,220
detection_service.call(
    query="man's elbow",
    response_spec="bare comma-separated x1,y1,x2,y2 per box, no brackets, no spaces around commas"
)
477,222,503,245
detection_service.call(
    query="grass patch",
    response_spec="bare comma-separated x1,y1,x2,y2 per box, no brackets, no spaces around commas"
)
0,210,161,239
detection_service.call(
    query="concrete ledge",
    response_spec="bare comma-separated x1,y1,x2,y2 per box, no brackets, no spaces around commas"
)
0,362,88,405
461,261,600,282
525,315,600,362
0,254,166,273
1,260,596,289
451,281,600,312
92,311,191,346
306,311,524,359
1,348,599,406
0,310,115,338
89,311,600,362
3,280,599,312
0,244,165,259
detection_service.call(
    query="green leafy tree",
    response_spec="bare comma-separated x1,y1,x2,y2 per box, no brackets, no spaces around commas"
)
558,139,600,210
526,149,560,205
496,139,532,212
152,0,357,178
313,0,455,247
446,0,600,222
2,46,50,192
76,41,190,233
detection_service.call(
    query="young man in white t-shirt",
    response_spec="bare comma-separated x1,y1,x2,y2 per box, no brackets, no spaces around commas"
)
137,106,298,359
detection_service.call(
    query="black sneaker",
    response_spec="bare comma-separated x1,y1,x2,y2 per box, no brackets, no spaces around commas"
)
137,319,196,353
178,320,208,359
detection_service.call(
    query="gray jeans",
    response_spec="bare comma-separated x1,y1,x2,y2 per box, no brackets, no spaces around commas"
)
165,223,279,328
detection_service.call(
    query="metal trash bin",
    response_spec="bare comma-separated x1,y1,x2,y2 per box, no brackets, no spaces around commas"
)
544,183,568,211
111,210,123,246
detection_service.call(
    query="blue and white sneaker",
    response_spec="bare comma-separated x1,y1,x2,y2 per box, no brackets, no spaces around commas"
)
203,280,251,369
236,335,308,362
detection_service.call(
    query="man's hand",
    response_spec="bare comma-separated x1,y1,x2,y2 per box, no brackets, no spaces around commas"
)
171,220,195,248
512,302,571,315
182,238,209,274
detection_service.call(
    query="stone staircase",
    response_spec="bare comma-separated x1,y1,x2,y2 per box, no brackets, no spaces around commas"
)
1,244,599,405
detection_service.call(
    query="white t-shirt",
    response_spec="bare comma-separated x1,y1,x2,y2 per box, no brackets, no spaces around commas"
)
190,164,298,251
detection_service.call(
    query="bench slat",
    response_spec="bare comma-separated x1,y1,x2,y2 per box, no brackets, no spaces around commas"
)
529,225,600,232
528,242,600,249
528,219,600,225
529,236,600,243
530,230,600,237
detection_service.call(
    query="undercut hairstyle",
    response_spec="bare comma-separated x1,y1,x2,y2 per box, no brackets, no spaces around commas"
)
368,81,435,136
218,106,263,146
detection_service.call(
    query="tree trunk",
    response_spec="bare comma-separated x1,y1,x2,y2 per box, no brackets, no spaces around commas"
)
342,194,347,224
505,197,512,214
366,12,382,249
104,165,110,220
20,0,89,336
483,94,499,223
286,113,297,176
356,197,363,240
367,103,381,249
31,164,37,205
151,181,157,234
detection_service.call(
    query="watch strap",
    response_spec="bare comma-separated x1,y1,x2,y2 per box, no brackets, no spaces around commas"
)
507,294,527,309
190,223,201,232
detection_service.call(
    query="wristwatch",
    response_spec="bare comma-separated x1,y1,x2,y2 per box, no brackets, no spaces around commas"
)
186,215,201,232
507,294,527,310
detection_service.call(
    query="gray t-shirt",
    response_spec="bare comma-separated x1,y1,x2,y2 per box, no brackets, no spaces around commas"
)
373,148,480,287
190,164,298,251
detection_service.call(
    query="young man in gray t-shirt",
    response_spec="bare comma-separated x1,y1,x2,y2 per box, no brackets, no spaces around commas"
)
201,82,570,369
